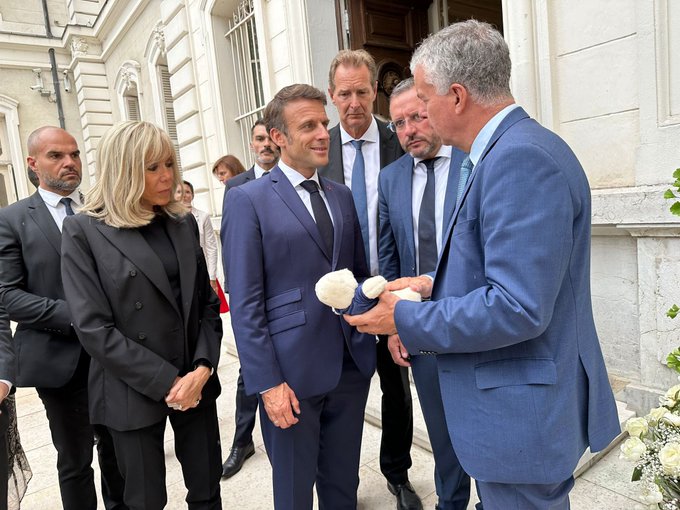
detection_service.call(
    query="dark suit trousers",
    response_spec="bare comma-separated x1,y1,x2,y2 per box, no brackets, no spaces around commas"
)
260,346,371,510
0,400,9,510
36,350,126,510
376,335,413,485
232,368,258,447
108,403,222,510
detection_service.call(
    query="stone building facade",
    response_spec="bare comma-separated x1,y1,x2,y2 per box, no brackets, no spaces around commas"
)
0,0,678,412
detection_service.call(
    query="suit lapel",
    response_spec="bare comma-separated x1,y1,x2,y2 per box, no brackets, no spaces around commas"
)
270,167,332,261
397,156,416,266
320,126,345,184
95,222,181,316
166,216,196,327
319,177,343,268
27,193,62,255
377,119,400,169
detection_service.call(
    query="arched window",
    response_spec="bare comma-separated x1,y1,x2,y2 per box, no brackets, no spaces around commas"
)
115,61,142,122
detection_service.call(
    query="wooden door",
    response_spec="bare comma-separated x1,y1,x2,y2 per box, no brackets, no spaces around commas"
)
345,0,432,118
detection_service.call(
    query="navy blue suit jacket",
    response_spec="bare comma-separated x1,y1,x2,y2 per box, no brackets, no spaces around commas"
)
223,167,376,398
394,107,620,484
378,149,467,280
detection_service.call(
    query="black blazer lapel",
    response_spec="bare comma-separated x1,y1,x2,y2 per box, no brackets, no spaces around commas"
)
270,167,332,261
166,216,197,327
27,193,62,255
95,222,181,316
319,126,345,184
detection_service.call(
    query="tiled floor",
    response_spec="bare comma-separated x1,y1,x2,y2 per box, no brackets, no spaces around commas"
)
14,324,642,509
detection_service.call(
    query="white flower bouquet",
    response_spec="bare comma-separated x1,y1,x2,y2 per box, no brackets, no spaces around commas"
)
620,368,680,508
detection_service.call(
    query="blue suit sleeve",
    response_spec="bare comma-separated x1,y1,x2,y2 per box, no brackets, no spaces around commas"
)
224,186,284,394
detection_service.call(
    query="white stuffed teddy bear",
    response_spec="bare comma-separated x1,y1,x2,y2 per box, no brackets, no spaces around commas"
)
315,268,421,315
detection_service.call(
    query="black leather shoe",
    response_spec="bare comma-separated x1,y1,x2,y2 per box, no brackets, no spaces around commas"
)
387,481,423,510
221,441,255,479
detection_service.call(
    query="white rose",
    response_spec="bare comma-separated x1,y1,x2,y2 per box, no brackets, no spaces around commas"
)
647,406,668,423
625,417,648,437
662,384,680,406
659,442,680,476
619,437,646,461
639,485,663,505
662,412,680,427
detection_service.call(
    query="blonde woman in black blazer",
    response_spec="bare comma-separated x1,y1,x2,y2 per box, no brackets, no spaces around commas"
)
61,121,223,510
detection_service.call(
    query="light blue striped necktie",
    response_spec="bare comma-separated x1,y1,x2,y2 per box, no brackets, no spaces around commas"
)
350,139,370,270
457,157,474,202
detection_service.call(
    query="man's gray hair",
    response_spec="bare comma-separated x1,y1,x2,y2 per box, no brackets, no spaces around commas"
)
410,19,512,106
389,77,415,102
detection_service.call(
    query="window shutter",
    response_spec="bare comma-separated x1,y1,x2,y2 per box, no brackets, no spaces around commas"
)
159,64,182,168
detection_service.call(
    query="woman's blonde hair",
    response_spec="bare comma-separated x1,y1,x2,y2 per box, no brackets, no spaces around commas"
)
81,121,185,228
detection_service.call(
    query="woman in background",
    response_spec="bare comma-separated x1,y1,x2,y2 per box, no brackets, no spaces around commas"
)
211,155,246,185
61,121,223,510
175,181,219,293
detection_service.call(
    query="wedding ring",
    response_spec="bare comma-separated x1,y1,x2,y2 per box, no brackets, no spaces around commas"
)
273,421,279,426
178,404,183,410
195,399,200,406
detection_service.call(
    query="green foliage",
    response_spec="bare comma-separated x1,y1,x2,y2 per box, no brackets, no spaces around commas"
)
667,347,680,373
631,465,642,482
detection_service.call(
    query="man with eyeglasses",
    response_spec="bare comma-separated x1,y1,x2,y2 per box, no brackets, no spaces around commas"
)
320,50,425,510
379,77,477,510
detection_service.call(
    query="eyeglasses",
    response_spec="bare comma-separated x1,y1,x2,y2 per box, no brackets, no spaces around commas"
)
387,112,426,133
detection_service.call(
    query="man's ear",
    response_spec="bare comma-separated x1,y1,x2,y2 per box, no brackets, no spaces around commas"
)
450,83,468,113
27,156,37,172
269,128,286,149
328,87,336,105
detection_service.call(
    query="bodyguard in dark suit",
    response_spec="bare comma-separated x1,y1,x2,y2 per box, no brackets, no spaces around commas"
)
0,126,124,510
61,121,223,510
379,78,473,510
347,21,620,510
319,49,420,510
224,84,375,509
220,119,280,479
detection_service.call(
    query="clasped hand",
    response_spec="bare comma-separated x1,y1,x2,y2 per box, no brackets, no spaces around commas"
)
262,382,300,429
165,366,211,411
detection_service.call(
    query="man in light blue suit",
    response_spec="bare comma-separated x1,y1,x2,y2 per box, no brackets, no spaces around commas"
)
346,20,620,509
378,77,473,510
224,84,376,510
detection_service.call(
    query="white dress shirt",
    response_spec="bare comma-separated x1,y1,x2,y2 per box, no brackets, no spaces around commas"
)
191,207,219,280
411,145,452,274
37,187,82,232
278,160,334,227
254,163,271,179
339,117,380,275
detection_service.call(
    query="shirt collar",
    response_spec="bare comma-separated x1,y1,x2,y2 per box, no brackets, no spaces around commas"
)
413,145,452,167
277,160,321,189
469,103,520,166
253,163,272,179
38,186,82,208
339,116,379,145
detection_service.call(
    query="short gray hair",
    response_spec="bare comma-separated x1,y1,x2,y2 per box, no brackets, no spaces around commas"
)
389,77,415,102
410,19,512,106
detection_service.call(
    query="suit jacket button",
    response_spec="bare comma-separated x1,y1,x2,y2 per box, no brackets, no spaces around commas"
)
135,301,143,310
138,333,146,340
130,270,137,277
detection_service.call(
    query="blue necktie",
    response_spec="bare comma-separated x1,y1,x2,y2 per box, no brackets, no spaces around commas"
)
350,140,370,270
418,158,439,273
60,197,75,216
457,157,474,202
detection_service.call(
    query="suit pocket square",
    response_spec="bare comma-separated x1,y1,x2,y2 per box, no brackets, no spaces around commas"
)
475,358,557,389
